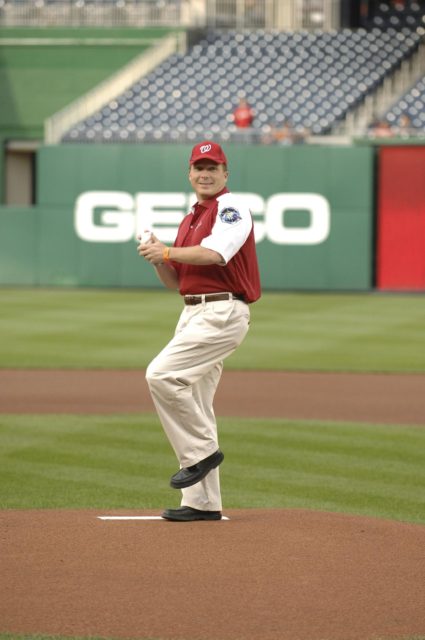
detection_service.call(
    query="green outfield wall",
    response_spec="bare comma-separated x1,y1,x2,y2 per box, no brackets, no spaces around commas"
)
0,139,4,203
0,144,374,290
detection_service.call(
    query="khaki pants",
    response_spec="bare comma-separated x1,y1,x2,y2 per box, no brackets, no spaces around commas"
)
146,297,250,511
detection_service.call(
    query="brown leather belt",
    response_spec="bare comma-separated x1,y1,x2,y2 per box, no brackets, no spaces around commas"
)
184,293,245,305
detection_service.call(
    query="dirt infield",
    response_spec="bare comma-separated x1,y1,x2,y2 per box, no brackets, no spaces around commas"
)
1,369,425,640
1,508,425,640
1,368,425,424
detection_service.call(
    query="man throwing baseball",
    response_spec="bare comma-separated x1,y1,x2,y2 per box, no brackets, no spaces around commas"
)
138,140,261,521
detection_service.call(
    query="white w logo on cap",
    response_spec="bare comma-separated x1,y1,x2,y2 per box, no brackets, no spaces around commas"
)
200,144,212,153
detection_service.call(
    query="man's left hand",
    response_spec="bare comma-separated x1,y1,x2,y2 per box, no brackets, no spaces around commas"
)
138,237,167,265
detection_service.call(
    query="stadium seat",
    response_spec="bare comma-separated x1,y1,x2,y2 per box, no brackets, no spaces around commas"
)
383,76,425,131
62,27,423,142
361,0,425,31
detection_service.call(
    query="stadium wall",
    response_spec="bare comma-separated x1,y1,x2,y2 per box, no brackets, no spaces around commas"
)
0,139,4,203
0,143,374,290
0,28,175,141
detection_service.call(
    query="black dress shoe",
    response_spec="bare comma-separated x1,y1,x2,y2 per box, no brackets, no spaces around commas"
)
162,506,222,521
170,449,224,489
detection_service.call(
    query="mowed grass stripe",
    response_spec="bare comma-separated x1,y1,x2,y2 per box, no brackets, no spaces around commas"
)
0,415,424,524
1,288,425,371
225,421,425,521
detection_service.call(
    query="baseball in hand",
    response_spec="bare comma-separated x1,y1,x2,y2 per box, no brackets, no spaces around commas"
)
139,230,153,244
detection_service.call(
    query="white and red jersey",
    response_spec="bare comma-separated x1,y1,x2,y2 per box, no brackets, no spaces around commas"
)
172,187,261,303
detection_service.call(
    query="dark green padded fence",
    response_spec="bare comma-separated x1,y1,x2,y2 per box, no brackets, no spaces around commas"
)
0,143,374,290
0,27,175,140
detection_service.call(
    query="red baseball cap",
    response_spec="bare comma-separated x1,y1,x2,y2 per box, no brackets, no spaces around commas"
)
189,140,228,165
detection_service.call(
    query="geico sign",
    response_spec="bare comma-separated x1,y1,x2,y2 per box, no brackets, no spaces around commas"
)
74,191,330,245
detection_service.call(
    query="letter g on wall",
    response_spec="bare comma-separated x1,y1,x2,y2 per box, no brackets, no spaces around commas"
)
75,191,135,242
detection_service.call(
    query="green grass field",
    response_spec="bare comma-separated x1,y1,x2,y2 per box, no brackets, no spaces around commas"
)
1,288,425,526
1,288,424,371
1,414,425,524
1,288,424,640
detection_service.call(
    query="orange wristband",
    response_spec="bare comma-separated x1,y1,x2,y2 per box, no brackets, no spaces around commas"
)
162,246,170,262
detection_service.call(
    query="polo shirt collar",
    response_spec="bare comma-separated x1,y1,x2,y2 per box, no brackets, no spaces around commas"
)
194,187,229,209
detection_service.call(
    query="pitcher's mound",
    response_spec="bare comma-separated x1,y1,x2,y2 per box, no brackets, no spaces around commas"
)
1,508,424,640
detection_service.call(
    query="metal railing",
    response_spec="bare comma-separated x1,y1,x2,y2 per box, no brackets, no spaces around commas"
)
0,0,341,29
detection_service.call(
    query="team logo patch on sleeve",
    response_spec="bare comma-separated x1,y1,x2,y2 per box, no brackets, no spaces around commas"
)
219,207,242,224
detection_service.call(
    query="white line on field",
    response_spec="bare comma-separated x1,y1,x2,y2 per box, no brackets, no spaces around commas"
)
98,515,230,521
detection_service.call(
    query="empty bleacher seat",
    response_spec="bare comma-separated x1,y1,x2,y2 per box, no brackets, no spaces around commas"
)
361,1,425,31
62,28,423,142
383,76,425,131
